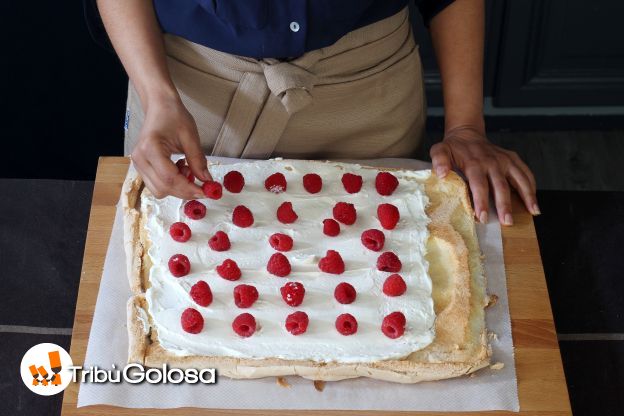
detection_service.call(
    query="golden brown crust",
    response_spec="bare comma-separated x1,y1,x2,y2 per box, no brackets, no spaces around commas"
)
122,160,490,383
122,166,145,294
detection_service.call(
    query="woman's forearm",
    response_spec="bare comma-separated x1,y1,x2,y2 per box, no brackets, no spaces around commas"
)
97,0,178,109
429,0,485,134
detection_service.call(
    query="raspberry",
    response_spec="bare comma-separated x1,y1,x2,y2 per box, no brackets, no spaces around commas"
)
269,233,293,252
233,284,259,308
334,282,356,304
208,230,230,251
201,180,223,200
181,308,203,334
168,254,190,277
333,202,356,225
267,253,291,277
232,312,256,337
383,274,407,296
303,173,322,194
335,313,358,335
341,173,363,193
280,281,305,306
190,280,213,307
232,205,254,227
176,159,195,183
382,311,406,339
318,250,345,274
223,170,245,193
377,203,400,230
285,311,309,335
377,252,402,272
361,229,385,252
322,218,340,237
184,200,206,220
265,172,287,193
375,171,399,196
169,222,191,242
216,259,241,281
276,201,298,224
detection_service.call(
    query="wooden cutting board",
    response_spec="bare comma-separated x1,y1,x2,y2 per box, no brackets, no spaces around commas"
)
61,157,572,416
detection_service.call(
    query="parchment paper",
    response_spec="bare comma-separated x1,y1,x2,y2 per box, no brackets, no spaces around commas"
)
77,157,519,412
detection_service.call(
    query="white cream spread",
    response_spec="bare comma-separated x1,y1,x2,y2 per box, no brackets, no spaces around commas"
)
143,159,435,363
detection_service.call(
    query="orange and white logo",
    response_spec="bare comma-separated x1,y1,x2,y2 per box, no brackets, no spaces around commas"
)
20,343,73,395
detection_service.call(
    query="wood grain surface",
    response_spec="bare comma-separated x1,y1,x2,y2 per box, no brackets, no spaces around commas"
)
61,157,572,415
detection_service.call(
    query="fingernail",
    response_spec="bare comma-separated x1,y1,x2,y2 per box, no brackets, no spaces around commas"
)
531,203,541,216
504,213,513,226
194,193,204,199
203,169,210,180
436,168,447,178
479,211,488,224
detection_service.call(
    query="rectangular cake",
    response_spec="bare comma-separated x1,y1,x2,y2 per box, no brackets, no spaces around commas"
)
122,159,491,383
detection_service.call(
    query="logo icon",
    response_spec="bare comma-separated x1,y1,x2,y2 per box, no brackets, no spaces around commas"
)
20,343,73,395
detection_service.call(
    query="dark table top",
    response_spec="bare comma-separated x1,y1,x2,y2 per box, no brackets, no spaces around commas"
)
0,180,622,415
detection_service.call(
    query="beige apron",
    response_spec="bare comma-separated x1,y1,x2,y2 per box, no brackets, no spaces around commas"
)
124,7,426,159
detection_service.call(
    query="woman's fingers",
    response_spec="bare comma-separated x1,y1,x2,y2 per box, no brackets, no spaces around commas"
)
131,152,165,199
180,125,211,182
507,164,540,216
144,145,204,200
488,167,513,226
430,142,452,179
464,163,490,224
505,151,539,214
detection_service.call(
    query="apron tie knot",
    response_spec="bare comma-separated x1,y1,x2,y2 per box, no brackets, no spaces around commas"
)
261,61,317,114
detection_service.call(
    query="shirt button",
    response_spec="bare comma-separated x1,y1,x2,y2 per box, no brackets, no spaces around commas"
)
290,21,300,32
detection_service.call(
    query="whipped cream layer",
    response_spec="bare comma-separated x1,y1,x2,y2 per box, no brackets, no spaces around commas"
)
143,159,435,363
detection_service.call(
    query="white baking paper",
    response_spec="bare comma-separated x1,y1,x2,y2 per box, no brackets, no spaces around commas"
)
77,157,519,412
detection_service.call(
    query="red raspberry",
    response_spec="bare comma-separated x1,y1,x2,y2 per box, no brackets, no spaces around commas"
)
377,203,400,230
322,218,340,237
341,173,363,193
232,205,254,227
334,282,356,304
280,281,305,306
168,254,190,277
361,229,385,252
232,312,256,337
176,159,195,183
233,284,259,308
201,180,223,200
383,274,407,296
267,253,291,277
335,313,358,335
382,311,406,339
269,233,293,252
276,201,298,224
208,230,230,251
169,222,191,242
333,202,357,225
184,200,206,220
375,171,399,196
265,172,287,193
285,311,309,335
190,280,213,307
377,252,402,272
223,170,245,193
303,173,322,194
216,259,241,281
181,308,203,334
318,250,345,274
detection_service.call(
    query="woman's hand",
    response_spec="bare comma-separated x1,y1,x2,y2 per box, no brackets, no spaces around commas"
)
131,95,212,199
430,126,539,225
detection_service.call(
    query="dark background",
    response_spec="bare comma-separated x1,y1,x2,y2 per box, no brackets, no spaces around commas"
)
1,0,623,181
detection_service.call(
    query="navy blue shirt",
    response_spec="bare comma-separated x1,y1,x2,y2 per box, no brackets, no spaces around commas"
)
85,0,455,58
